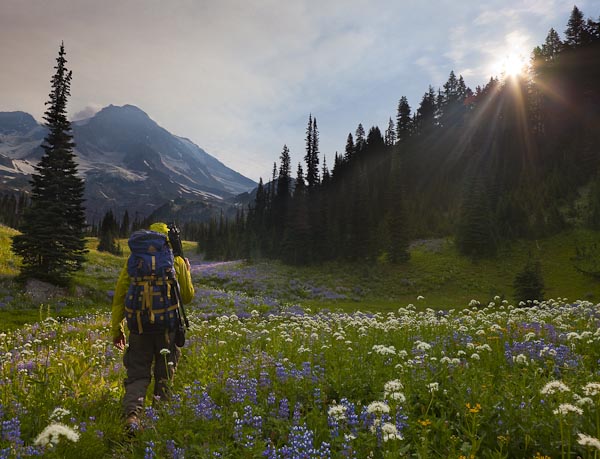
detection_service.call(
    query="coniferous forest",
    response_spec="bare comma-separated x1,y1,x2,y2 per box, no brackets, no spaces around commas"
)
195,6,600,264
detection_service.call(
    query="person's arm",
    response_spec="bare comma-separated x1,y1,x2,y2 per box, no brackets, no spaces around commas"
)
110,263,130,348
174,256,195,304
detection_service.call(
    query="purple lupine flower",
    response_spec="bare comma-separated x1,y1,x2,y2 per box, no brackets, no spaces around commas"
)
278,398,290,419
144,440,156,459
166,439,185,459
275,362,288,382
293,402,302,425
1,417,23,448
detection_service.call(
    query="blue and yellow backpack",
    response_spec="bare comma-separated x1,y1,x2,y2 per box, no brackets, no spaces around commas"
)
125,230,180,334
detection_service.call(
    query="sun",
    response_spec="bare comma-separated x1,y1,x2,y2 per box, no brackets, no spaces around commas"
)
498,52,529,77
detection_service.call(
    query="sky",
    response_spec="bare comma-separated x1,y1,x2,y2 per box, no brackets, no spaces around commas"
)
0,0,597,183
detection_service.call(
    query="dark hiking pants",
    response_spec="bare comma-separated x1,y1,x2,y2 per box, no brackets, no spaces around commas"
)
122,330,180,417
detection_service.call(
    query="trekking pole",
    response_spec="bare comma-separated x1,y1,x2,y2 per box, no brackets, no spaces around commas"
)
168,223,190,329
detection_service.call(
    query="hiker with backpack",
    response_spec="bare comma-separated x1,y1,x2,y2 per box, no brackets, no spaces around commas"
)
110,222,195,431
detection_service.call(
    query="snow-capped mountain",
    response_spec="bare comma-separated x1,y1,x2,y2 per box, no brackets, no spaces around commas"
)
0,105,256,222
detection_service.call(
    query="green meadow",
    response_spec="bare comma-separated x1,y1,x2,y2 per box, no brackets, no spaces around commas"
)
2,224,600,457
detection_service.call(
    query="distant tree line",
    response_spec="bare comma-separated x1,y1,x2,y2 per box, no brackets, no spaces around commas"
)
195,6,600,264
0,192,28,229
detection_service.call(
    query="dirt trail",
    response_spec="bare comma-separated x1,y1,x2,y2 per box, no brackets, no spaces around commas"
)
188,259,240,275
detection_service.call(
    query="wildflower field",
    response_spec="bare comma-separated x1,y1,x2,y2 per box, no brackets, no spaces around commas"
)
2,256,600,459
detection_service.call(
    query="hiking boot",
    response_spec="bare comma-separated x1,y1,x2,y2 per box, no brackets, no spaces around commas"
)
125,413,141,436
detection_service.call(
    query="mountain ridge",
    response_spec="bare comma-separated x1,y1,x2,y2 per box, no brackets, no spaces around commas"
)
0,104,256,222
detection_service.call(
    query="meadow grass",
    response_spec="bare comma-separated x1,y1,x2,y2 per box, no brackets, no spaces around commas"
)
2,226,600,457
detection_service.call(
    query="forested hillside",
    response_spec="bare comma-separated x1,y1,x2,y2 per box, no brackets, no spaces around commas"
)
195,6,600,264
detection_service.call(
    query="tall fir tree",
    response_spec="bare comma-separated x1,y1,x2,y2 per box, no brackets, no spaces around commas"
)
120,209,130,237
305,115,320,189
355,123,366,155
12,42,87,286
386,158,410,263
344,133,355,163
541,28,563,61
97,209,122,255
564,6,587,47
277,145,292,199
416,85,436,133
396,96,412,141
384,117,396,146
513,255,545,304
455,175,497,259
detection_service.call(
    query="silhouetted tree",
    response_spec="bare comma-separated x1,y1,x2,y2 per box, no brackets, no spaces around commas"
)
565,6,588,47
120,210,130,237
396,96,412,141
455,175,497,258
12,42,87,286
305,115,320,189
384,117,396,146
97,209,122,254
513,255,545,304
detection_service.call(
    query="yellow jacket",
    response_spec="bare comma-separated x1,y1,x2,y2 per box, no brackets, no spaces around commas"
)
110,255,194,340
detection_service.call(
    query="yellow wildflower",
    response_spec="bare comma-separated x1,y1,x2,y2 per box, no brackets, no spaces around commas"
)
466,402,481,414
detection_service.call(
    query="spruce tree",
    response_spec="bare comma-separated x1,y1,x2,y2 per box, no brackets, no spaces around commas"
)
416,86,436,133
12,42,87,286
513,256,545,305
120,210,130,237
355,124,366,155
396,96,412,141
97,209,122,255
386,158,410,263
305,115,320,189
277,145,292,199
455,175,497,259
384,118,396,146
344,133,355,163
541,28,563,61
564,6,587,47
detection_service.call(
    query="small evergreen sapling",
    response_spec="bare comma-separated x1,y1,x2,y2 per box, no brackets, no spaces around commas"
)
513,255,545,305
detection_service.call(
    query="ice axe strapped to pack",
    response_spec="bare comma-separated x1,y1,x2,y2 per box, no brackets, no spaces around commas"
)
124,230,180,334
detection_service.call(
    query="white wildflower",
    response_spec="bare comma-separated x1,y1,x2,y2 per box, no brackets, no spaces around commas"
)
384,380,403,393
524,332,536,341
574,395,594,407
49,407,71,422
328,404,347,421
514,354,528,365
583,382,600,397
367,401,390,414
577,433,600,450
553,403,583,416
160,348,170,355
427,382,439,393
471,353,480,360
387,392,406,402
415,341,431,351
417,296,424,300
381,422,403,441
34,423,80,447
372,345,396,356
541,380,571,395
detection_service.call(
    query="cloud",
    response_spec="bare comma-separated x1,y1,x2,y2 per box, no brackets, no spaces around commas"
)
1,0,595,181
71,105,102,121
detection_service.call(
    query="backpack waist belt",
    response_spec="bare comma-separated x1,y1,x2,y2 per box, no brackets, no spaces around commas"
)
124,304,180,334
